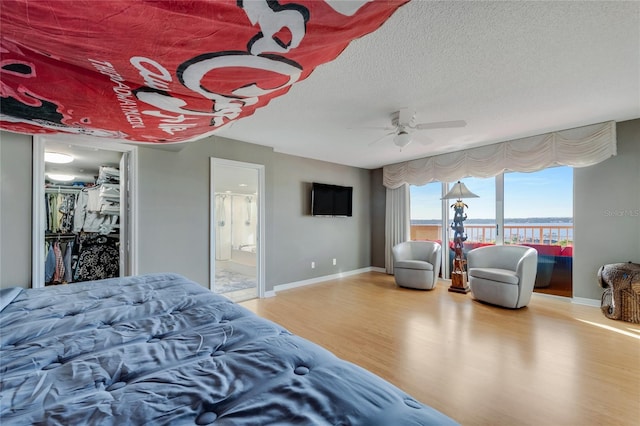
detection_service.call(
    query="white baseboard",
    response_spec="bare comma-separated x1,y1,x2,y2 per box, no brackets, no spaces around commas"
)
272,267,385,295
532,292,570,302
571,297,601,307
533,292,600,307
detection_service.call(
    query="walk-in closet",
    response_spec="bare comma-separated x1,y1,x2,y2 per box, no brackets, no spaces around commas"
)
41,141,124,286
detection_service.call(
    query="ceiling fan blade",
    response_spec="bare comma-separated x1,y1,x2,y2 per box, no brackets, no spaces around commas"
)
349,126,395,130
414,120,467,130
367,131,395,146
414,135,434,145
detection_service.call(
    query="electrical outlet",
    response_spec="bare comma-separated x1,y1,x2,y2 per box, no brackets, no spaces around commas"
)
332,258,336,265
311,261,315,269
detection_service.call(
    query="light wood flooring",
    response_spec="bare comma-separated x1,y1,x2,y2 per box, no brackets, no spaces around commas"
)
241,271,640,426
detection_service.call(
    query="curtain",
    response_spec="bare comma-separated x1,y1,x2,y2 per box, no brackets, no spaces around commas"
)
383,121,616,188
385,184,410,274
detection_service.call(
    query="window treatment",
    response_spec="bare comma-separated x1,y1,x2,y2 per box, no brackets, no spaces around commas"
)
385,184,410,274
383,121,616,189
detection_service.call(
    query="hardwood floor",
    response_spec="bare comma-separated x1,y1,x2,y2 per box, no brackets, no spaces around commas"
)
240,271,640,426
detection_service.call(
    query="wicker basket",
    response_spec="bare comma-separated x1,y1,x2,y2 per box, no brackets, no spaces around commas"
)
599,263,640,324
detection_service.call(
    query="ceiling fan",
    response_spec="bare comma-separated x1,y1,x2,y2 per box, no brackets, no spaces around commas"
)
365,108,466,148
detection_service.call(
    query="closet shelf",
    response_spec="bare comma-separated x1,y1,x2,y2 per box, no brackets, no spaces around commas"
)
45,233,76,239
45,185,84,194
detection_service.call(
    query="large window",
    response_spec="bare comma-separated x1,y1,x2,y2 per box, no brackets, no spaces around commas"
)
409,167,573,297
409,182,442,242
504,166,573,297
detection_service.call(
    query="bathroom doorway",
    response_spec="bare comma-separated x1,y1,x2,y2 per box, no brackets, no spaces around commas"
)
210,158,264,301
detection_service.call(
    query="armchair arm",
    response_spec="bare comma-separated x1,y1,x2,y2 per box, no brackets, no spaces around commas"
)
515,248,538,307
426,243,442,275
516,248,538,282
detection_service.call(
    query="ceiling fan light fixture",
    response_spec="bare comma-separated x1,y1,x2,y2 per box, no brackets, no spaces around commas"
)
393,130,411,148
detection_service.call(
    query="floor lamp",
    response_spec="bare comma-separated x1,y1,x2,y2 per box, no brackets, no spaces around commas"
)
442,181,479,293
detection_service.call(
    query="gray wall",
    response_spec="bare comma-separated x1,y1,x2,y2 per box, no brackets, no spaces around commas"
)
0,132,33,287
0,131,373,291
2,119,638,300
137,136,372,291
269,153,371,286
573,119,640,299
136,137,275,287
370,168,386,268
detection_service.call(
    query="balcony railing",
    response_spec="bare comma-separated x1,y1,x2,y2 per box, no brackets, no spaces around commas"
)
411,224,573,246
411,223,574,297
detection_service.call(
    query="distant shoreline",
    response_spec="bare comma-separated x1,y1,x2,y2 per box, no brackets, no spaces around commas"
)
412,217,573,225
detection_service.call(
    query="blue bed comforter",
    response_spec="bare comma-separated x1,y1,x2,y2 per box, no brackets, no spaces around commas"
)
0,273,457,425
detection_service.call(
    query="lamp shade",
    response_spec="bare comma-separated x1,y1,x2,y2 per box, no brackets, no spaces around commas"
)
393,131,411,148
442,181,479,200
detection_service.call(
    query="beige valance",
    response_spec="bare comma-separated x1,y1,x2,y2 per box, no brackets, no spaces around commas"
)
383,121,617,189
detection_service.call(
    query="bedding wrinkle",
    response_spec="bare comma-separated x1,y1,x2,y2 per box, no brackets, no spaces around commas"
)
1,273,457,425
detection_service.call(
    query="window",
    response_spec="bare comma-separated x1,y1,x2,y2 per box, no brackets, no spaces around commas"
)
410,182,442,243
504,167,573,296
408,168,573,297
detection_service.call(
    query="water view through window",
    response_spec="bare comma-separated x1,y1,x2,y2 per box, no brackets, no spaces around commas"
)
504,167,573,297
410,167,573,297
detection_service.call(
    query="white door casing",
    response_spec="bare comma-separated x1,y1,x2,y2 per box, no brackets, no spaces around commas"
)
32,135,138,288
210,157,265,299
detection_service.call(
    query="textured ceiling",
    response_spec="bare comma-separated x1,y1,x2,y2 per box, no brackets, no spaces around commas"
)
215,0,640,169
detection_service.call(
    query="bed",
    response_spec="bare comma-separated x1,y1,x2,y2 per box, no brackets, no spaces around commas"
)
1,273,457,425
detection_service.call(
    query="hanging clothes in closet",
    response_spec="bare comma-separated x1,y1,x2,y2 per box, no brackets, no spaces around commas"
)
44,165,121,286
44,236,75,285
46,191,78,233
73,234,119,282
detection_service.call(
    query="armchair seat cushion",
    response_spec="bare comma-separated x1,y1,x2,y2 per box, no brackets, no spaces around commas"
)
468,268,519,285
395,260,434,271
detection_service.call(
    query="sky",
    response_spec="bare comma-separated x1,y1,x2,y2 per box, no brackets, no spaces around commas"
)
410,166,573,220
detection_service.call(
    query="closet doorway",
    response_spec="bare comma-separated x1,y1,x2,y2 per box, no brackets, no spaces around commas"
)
211,158,264,302
32,135,138,288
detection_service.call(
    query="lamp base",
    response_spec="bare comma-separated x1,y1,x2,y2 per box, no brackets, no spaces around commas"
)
449,271,470,294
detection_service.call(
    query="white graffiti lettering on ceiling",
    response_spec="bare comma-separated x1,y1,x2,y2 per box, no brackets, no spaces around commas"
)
130,0,362,135
89,59,146,129
323,0,371,17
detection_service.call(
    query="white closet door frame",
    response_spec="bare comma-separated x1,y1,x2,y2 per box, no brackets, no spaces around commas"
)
32,135,138,288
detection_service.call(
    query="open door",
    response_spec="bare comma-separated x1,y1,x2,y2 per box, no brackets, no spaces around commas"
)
119,151,131,276
210,158,265,301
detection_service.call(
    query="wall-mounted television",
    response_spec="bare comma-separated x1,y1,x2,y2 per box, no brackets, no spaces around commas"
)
311,182,353,217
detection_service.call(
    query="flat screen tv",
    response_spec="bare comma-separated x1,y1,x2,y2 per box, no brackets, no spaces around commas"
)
311,182,353,217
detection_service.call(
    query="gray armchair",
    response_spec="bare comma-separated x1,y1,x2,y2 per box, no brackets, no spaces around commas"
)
392,241,442,290
467,245,538,308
